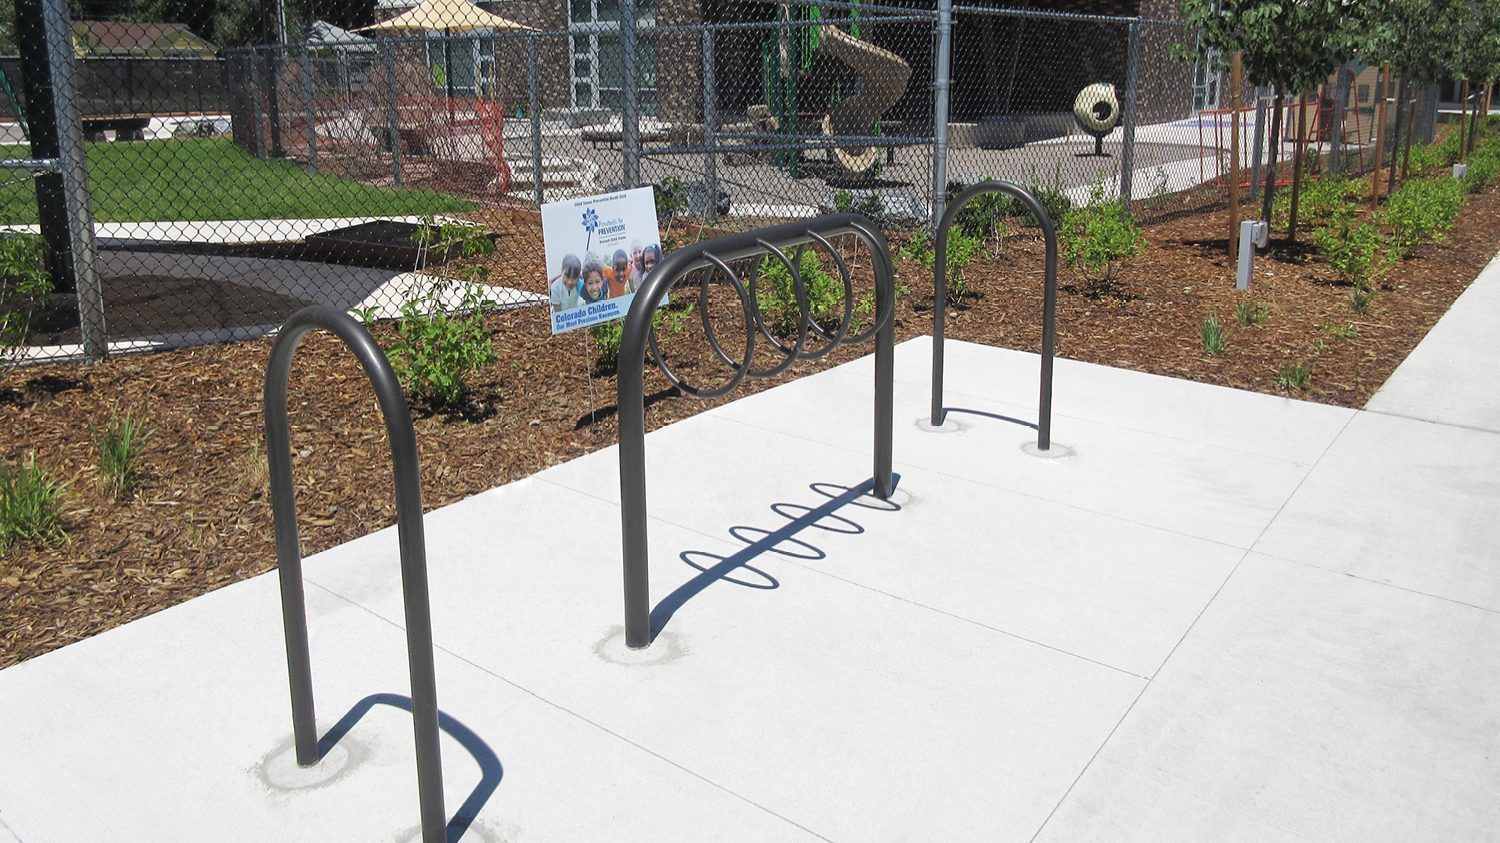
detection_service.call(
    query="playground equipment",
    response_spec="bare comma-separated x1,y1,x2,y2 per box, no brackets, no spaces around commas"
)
616,213,898,649
818,26,912,177
931,181,1059,451
759,8,911,179
264,306,446,843
1073,82,1120,157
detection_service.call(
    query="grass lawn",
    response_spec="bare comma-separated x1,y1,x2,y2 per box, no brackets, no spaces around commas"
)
0,138,475,224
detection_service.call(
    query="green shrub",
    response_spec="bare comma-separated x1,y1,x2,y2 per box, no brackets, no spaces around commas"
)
756,248,843,336
912,228,983,307
1022,182,1073,228
655,176,688,219
1200,314,1227,355
1274,176,1359,229
1461,145,1500,194
95,407,151,501
0,454,66,550
945,178,1013,250
1380,177,1463,257
388,219,499,411
1313,209,1392,290
1403,140,1446,175
589,321,623,370
388,287,497,411
1060,185,1146,288
1435,131,1463,166
0,233,55,356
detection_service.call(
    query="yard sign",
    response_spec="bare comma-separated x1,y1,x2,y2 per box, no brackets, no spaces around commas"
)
540,186,665,334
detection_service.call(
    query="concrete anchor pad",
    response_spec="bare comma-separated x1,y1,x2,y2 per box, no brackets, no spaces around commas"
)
3,320,1500,838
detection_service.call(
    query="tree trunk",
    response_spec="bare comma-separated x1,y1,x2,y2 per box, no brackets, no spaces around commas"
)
1261,89,1284,227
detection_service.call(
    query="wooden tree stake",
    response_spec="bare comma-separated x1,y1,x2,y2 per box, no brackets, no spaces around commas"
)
1229,52,1242,260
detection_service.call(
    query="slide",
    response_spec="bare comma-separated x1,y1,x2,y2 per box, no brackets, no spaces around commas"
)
816,26,911,177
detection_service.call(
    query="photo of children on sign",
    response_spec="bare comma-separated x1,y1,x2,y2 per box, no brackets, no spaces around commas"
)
540,186,665,334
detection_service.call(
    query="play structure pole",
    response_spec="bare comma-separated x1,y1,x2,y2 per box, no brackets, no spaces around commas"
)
621,0,641,187
930,0,953,226
383,42,403,188
300,41,318,173
14,0,106,360
1119,19,1140,206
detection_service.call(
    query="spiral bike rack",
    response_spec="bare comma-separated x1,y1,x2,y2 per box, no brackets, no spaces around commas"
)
931,181,1059,450
264,305,446,843
617,213,898,649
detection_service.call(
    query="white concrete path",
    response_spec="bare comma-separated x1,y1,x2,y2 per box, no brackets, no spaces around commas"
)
2,253,1499,840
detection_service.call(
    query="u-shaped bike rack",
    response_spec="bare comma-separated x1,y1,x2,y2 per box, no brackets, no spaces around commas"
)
617,213,898,649
264,305,446,843
931,180,1060,450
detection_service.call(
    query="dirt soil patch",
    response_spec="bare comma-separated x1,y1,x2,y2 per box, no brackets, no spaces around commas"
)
3,179,1499,669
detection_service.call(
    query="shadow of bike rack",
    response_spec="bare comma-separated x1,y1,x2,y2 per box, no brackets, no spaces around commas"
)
617,213,897,649
931,180,1059,450
264,305,446,843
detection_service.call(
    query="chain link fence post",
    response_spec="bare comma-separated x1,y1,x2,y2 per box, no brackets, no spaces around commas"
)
527,33,544,205
299,41,318,173
15,0,107,360
383,40,402,188
621,0,641,188
1119,18,1140,205
702,27,719,222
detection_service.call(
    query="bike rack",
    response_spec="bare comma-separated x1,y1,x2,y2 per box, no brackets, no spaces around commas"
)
617,213,898,649
931,180,1060,450
263,305,446,843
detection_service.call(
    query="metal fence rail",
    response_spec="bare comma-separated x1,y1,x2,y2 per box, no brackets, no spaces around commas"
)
616,212,896,648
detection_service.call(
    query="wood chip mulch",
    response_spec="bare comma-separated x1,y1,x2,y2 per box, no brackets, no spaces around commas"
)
3,179,1498,669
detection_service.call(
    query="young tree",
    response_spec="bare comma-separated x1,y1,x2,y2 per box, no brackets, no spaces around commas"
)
1177,0,1367,234
1361,0,1454,189
1448,0,1500,154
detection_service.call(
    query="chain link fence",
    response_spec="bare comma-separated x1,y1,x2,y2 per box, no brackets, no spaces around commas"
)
0,0,1446,363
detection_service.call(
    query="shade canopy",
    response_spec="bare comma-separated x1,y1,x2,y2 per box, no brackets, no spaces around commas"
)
357,0,535,33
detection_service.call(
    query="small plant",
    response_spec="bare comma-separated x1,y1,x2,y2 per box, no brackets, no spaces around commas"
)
947,177,1012,252
0,232,55,356
94,407,151,501
1200,314,1227,356
913,228,984,307
1350,282,1378,315
1277,362,1311,391
1234,299,1272,327
755,248,843,336
1145,166,1173,208
1380,177,1463,257
0,454,67,550
388,218,499,412
1313,211,1392,290
1324,321,1359,339
1460,144,1500,194
832,189,854,213
655,176,689,220
1060,183,1146,289
589,320,623,370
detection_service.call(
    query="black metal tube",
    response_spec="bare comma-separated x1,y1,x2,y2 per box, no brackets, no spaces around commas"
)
263,305,446,843
930,181,1058,450
617,214,896,649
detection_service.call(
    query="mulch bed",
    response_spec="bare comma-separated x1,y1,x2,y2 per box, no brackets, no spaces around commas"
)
3,177,1498,670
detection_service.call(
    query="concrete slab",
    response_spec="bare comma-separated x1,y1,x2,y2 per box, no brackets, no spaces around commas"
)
302,476,1145,839
4,298,1499,840
703,343,1344,547
1366,252,1500,432
1253,411,1500,611
0,571,819,841
1037,553,1500,840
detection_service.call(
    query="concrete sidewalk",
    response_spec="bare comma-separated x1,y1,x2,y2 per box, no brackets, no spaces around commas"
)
2,257,1498,840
